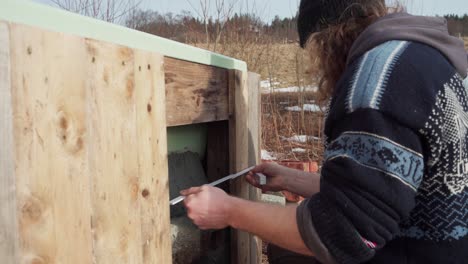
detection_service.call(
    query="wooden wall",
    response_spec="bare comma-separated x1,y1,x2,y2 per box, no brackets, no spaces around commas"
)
0,22,171,263
0,20,261,264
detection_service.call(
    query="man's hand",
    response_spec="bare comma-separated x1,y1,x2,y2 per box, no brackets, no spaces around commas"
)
245,162,290,192
246,162,321,198
181,185,233,230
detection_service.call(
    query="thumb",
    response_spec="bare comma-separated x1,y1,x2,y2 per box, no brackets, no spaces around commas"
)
180,186,203,196
251,163,269,173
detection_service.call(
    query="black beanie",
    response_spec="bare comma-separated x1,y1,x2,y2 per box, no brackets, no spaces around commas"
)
297,0,384,47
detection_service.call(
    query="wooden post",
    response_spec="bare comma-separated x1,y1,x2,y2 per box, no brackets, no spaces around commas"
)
229,70,262,264
247,72,262,264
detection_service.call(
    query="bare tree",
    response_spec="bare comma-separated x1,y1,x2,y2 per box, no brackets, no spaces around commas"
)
185,0,239,51
51,0,141,24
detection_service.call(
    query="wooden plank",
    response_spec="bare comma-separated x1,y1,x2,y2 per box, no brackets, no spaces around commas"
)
229,70,251,264
134,50,172,264
0,22,19,264
9,23,93,263
86,40,143,263
165,57,229,127
247,72,262,264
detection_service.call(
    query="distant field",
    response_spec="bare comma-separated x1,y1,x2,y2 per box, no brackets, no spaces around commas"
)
204,38,468,163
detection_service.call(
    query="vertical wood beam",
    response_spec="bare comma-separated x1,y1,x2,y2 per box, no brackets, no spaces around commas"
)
0,22,19,264
229,71,262,264
247,72,262,264
229,69,256,264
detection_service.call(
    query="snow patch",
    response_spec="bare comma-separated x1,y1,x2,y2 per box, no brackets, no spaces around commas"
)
292,148,306,153
282,135,320,143
261,149,277,160
285,104,323,112
261,80,318,94
260,79,281,93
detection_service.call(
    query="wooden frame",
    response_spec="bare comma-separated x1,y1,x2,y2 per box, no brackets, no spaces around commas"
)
0,5,261,263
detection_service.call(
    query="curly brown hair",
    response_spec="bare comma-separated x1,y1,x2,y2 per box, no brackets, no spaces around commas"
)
305,1,398,100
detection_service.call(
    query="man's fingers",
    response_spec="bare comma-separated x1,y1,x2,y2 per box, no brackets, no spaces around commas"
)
245,173,260,187
251,163,267,173
180,186,202,196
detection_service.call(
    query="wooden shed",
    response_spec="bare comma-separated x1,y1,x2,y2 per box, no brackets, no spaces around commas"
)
0,0,262,263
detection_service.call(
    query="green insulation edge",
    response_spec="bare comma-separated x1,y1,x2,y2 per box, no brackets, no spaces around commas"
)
0,0,247,72
167,124,208,159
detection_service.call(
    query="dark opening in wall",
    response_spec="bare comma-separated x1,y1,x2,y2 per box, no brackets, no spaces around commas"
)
167,121,231,264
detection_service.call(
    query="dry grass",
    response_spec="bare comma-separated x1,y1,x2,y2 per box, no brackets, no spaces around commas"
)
194,43,311,87
261,92,325,163
196,41,323,162
200,36,468,164
195,35,467,161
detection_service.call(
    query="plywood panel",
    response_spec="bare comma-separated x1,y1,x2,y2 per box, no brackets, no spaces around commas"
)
0,22,19,264
9,23,93,263
134,50,172,263
165,57,229,126
86,40,144,264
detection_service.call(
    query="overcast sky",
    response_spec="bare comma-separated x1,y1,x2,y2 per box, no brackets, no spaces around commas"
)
33,0,468,22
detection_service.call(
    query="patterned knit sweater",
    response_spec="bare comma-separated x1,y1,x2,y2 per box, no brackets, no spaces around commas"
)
297,40,468,264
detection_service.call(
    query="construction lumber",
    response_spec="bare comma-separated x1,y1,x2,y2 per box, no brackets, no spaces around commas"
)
165,57,229,127
0,22,171,263
247,72,262,264
134,49,172,264
0,4,261,262
229,70,262,264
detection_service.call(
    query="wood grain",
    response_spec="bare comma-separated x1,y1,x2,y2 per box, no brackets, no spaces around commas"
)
229,70,251,264
9,23,93,263
2,20,257,264
0,22,19,264
134,50,172,264
247,72,262,264
86,39,144,264
164,57,229,127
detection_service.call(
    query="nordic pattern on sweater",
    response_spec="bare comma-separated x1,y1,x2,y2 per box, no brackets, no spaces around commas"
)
296,40,468,264
400,74,468,241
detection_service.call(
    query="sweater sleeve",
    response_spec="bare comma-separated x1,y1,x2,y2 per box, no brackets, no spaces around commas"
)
297,109,425,264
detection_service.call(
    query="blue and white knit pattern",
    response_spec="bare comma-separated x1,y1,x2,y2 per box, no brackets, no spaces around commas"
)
401,75,468,241
325,132,424,191
346,41,409,112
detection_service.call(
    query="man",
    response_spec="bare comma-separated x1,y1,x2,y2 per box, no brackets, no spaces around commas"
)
182,0,468,263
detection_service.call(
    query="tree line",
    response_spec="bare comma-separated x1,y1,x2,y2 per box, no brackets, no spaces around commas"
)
444,14,468,37
125,10,299,46
125,10,468,46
